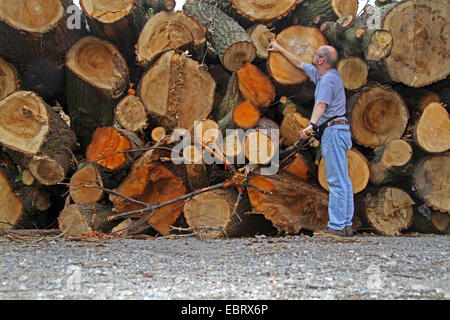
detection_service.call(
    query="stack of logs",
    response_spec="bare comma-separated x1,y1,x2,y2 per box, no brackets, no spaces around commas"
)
0,0,449,238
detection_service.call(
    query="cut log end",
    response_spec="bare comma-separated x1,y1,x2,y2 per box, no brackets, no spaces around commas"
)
86,127,133,170
232,100,260,129
114,95,148,132
0,171,24,230
110,162,186,236
413,153,450,213
136,11,206,67
0,57,19,100
414,103,450,154
139,50,215,131
66,36,129,99
151,127,167,142
237,62,275,108
222,41,256,72
348,85,409,148
70,163,104,204
248,24,275,59
337,57,368,91
231,0,302,22
28,156,65,186
0,0,64,33
0,91,49,155
268,26,327,85
366,29,392,61
331,0,359,18
382,0,449,87
80,0,136,23
363,187,415,236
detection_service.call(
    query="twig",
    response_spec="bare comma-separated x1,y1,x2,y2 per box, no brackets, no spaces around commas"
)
107,180,232,221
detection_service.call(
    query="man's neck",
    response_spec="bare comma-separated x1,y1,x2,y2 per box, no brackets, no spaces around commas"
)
318,66,332,76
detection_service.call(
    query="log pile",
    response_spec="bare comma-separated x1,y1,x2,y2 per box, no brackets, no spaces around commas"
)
0,0,449,238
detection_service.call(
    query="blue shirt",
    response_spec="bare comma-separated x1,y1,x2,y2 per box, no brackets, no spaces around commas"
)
303,63,347,126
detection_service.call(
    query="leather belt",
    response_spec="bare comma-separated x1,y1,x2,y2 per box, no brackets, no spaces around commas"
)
327,119,348,127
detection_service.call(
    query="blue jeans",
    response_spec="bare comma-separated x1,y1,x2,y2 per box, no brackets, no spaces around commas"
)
320,124,354,230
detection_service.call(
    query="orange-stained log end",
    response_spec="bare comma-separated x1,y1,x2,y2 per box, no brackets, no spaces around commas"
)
237,62,275,108
232,100,260,129
86,127,132,170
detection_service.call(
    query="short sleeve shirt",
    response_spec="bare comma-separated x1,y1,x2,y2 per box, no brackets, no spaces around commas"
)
303,63,347,126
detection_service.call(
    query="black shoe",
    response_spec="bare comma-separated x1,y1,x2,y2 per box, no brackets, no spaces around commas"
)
314,227,347,239
344,226,353,237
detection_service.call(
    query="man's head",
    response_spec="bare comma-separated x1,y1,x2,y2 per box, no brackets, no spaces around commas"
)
312,45,338,70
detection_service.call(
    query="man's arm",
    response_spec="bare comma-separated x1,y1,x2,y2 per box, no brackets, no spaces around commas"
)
300,102,327,140
268,39,305,70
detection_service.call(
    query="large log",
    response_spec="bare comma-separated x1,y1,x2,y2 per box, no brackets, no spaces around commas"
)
138,50,215,131
0,56,19,100
80,0,149,66
58,203,117,236
85,126,144,171
0,170,23,230
114,94,148,132
66,36,129,151
413,153,450,213
347,84,409,149
109,161,187,236
183,189,274,238
135,10,206,68
370,0,450,87
0,0,86,100
0,91,78,185
183,1,256,71
320,14,392,61
356,186,415,236
267,25,327,85
369,139,413,186
231,0,302,23
318,148,370,194
336,56,368,91
237,62,275,109
413,103,450,154
294,0,358,27
246,171,329,234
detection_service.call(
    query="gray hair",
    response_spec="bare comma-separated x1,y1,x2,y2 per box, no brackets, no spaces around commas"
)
317,47,338,68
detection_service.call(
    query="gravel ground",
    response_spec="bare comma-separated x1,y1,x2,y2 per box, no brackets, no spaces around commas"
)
0,233,449,300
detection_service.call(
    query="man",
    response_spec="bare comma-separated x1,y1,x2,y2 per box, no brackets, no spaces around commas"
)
268,40,354,238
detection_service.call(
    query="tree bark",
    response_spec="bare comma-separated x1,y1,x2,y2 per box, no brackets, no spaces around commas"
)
80,0,149,67
1,91,78,186
320,14,392,61
0,0,86,101
66,36,129,152
294,0,358,27
183,1,256,71
369,139,414,186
